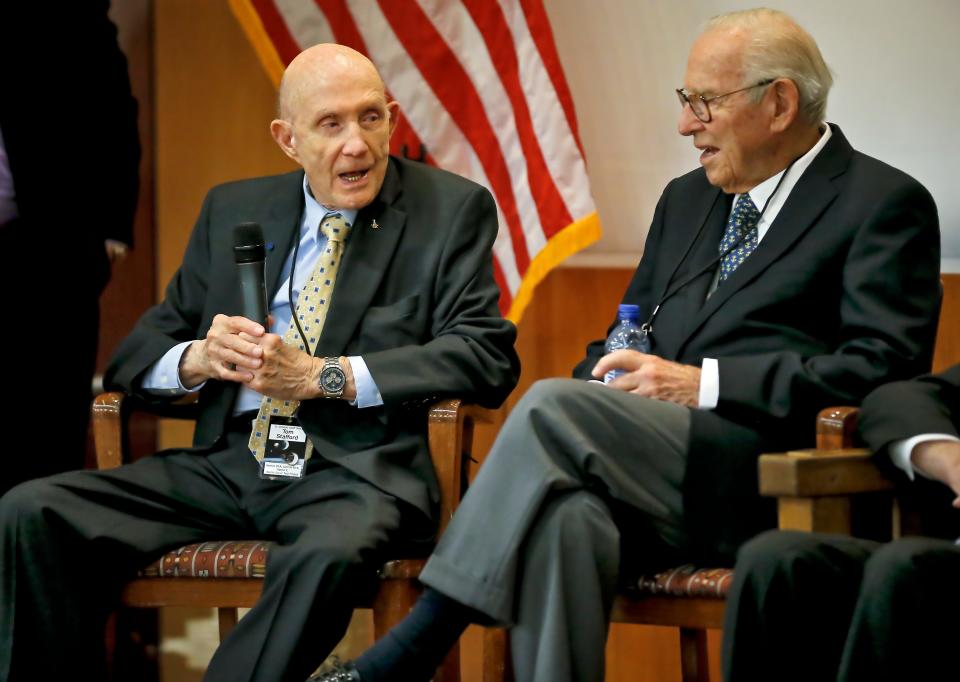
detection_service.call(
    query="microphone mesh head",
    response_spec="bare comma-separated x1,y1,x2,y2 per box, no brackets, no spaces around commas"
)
233,222,265,263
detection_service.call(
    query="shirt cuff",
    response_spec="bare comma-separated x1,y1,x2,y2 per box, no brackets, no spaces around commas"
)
140,341,206,396
698,358,718,410
888,433,960,481
348,356,383,408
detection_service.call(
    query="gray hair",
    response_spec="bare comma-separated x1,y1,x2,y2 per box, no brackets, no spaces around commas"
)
707,8,833,124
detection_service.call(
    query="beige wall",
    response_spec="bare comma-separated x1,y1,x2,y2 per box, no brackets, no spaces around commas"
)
545,0,960,266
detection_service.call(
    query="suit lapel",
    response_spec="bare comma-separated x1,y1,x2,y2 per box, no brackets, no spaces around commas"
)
677,126,852,350
263,171,305,297
671,189,730,329
316,160,406,357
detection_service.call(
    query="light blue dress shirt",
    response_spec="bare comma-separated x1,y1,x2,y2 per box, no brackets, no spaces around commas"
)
141,175,383,411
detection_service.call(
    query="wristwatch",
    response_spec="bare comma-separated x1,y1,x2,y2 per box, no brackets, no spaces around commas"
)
318,356,347,399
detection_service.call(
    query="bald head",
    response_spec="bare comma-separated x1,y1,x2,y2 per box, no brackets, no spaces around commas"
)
278,44,387,122
270,43,398,210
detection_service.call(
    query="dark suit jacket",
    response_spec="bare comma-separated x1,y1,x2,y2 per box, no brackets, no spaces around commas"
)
575,125,941,560
0,0,140,294
105,157,520,520
859,364,960,540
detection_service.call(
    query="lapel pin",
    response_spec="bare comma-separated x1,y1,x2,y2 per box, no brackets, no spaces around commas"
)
371,219,380,230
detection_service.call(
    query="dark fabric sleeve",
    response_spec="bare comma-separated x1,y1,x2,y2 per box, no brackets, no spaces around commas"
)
361,187,520,408
103,190,215,397
859,364,960,452
571,184,671,380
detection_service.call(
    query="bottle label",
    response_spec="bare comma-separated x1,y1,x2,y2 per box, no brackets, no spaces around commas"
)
604,369,626,384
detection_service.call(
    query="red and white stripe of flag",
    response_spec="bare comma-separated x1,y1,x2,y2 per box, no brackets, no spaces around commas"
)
231,0,601,322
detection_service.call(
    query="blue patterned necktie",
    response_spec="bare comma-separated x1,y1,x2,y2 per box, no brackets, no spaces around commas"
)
248,213,351,461
718,194,761,282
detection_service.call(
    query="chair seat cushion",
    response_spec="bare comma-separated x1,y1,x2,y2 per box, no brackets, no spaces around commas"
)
141,541,269,579
634,564,733,599
139,540,428,581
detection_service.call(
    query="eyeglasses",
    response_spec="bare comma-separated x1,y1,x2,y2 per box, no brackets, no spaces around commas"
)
675,79,775,123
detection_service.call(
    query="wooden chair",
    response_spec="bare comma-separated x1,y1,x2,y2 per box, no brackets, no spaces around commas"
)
92,392,493,681
482,405,897,682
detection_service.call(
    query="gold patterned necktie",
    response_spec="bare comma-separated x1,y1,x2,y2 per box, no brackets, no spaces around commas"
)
248,213,352,460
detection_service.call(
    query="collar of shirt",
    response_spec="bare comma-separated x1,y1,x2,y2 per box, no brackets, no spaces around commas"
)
734,123,833,242
267,177,360,336
301,174,358,243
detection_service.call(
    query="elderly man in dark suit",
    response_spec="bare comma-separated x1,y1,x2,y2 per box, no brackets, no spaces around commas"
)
321,8,941,682
0,44,519,682
723,365,960,682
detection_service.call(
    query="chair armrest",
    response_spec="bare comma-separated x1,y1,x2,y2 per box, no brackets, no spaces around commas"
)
759,448,892,498
92,392,126,470
91,391,201,471
759,406,896,534
427,399,495,537
760,406,894,497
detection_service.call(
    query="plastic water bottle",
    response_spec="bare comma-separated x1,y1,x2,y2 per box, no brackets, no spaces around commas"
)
603,304,650,383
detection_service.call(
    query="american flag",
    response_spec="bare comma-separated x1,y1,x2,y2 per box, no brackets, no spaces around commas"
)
230,0,600,322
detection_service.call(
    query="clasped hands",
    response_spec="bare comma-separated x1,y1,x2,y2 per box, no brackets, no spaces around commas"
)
179,314,356,401
591,349,701,408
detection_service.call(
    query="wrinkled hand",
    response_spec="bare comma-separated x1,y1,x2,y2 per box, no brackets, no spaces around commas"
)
911,440,960,508
242,332,322,401
179,314,265,388
591,350,701,407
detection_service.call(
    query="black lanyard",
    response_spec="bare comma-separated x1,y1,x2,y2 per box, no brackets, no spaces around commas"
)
286,211,340,350
640,158,799,338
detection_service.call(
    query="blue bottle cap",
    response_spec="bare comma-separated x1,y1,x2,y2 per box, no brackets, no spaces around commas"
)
617,304,640,318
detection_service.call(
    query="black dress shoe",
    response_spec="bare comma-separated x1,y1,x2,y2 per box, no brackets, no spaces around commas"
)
307,660,361,682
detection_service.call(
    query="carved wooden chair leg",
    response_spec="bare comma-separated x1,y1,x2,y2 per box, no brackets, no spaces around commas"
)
679,627,710,682
218,607,240,640
372,576,422,637
372,576,461,682
433,646,461,682
483,628,511,682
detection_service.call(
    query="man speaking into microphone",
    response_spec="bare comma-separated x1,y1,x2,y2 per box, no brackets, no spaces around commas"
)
0,44,519,682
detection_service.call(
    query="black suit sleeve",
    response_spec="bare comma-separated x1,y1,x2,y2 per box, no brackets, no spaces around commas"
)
362,186,520,408
103,190,215,397
859,364,960,452
572,186,669,379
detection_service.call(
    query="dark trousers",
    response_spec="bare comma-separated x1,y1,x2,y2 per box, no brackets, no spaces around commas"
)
723,529,960,682
0,428,419,681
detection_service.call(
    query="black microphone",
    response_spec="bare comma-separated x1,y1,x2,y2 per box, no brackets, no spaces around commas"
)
232,222,269,327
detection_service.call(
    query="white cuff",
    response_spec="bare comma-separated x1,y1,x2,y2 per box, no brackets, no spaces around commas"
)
698,358,718,410
140,341,206,396
348,356,384,408
888,433,960,481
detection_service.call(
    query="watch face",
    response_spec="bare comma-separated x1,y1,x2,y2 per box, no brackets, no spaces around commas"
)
320,365,346,394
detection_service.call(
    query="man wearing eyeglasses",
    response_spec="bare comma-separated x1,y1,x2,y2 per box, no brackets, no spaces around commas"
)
316,8,941,682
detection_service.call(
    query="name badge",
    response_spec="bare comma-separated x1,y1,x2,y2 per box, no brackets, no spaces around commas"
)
259,415,314,480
